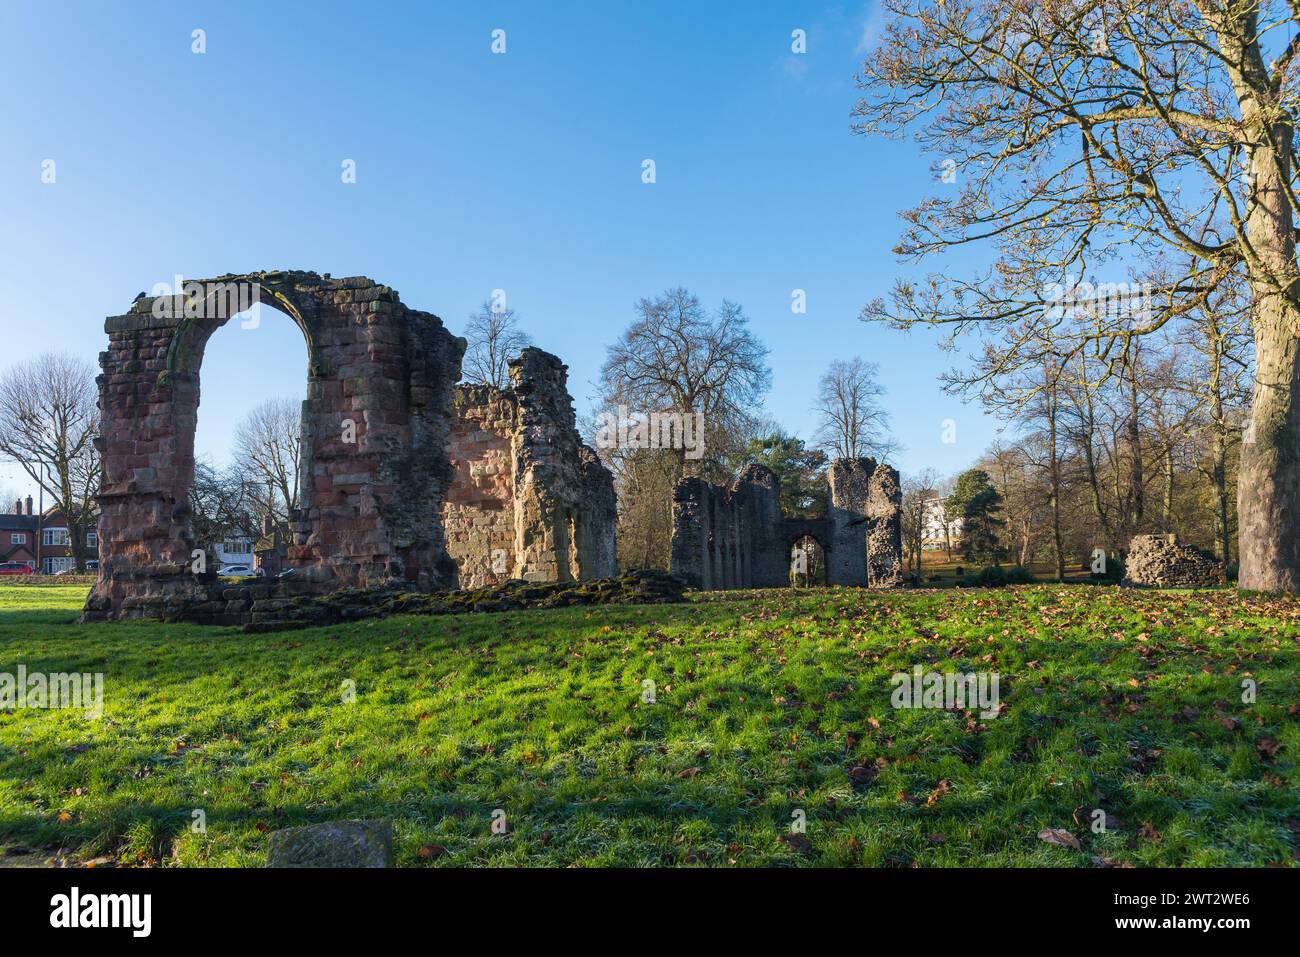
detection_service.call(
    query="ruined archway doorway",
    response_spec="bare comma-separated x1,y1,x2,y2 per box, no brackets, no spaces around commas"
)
790,535,826,587
85,271,466,622
191,300,310,578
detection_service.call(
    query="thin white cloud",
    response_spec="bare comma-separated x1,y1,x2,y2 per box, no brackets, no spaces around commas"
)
855,1,888,55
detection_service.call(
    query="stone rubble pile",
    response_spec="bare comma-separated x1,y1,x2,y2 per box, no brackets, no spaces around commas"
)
1123,534,1225,588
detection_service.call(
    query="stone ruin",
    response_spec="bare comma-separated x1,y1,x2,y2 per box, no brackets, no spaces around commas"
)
83,270,617,624
443,347,616,588
669,457,903,589
1123,533,1225,588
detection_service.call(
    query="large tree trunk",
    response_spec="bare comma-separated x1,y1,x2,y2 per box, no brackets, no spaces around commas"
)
1237,130,1300,590
1238,296,1300,590
1218,6,1300,592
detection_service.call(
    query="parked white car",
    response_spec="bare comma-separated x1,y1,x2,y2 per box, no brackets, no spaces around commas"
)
219,564,254,577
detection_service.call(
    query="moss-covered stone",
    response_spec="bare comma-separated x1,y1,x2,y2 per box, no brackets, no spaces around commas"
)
242,569,686,632
266,819,393,868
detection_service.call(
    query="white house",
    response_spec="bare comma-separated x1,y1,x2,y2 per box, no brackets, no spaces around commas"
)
921,497,963,550
215,537,255,570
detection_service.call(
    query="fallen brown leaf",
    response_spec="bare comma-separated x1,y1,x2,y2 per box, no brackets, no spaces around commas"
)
1037,828,1080,850
1138,823,1163,844
778,833,811,855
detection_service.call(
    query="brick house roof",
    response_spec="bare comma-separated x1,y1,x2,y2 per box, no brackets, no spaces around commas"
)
0,512,39,565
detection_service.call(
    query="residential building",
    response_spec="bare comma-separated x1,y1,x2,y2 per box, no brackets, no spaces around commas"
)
215,537,256,570
0,497,38,570
38,507,99,574
921,496,963,551
0,498,99,574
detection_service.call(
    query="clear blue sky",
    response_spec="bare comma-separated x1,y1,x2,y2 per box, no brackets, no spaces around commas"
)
0,0,1001,501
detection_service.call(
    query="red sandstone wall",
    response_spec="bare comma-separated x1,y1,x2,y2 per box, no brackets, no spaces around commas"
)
84,271,465,622
442,386,516,588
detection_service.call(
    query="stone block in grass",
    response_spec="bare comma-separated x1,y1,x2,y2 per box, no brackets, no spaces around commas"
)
266,819,393,868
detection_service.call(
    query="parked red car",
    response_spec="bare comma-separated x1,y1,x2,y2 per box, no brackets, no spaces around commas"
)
0,561,35,575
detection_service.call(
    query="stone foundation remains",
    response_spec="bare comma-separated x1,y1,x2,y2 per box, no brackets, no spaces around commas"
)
244,569,685,632
1123,534,1225,588
669,457,902,589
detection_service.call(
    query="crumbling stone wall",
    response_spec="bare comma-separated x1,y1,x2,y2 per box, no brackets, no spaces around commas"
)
670,457,902,590
442,348,618,588
443,385,518,588
84,271,465,622
669,465,784,589
866,464,904,588
827,459,870,586
1123,534,1225,588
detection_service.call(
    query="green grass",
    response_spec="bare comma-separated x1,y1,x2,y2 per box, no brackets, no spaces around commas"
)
0,582,1295,867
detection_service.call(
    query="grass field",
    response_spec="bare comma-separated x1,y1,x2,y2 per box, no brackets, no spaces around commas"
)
0,582,1296,867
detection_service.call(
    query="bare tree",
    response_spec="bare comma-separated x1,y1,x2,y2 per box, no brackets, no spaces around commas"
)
233,397,302,535
979,443,1028,566
0,353,100,571
461,301,532,389
1179,276,1253,563
598,287,771,483
0,486,24,515
189,459,261,553
901,467,942,575
855,0,1300,592
600,445,681,571
812,357,896,461
947,330,1070,577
